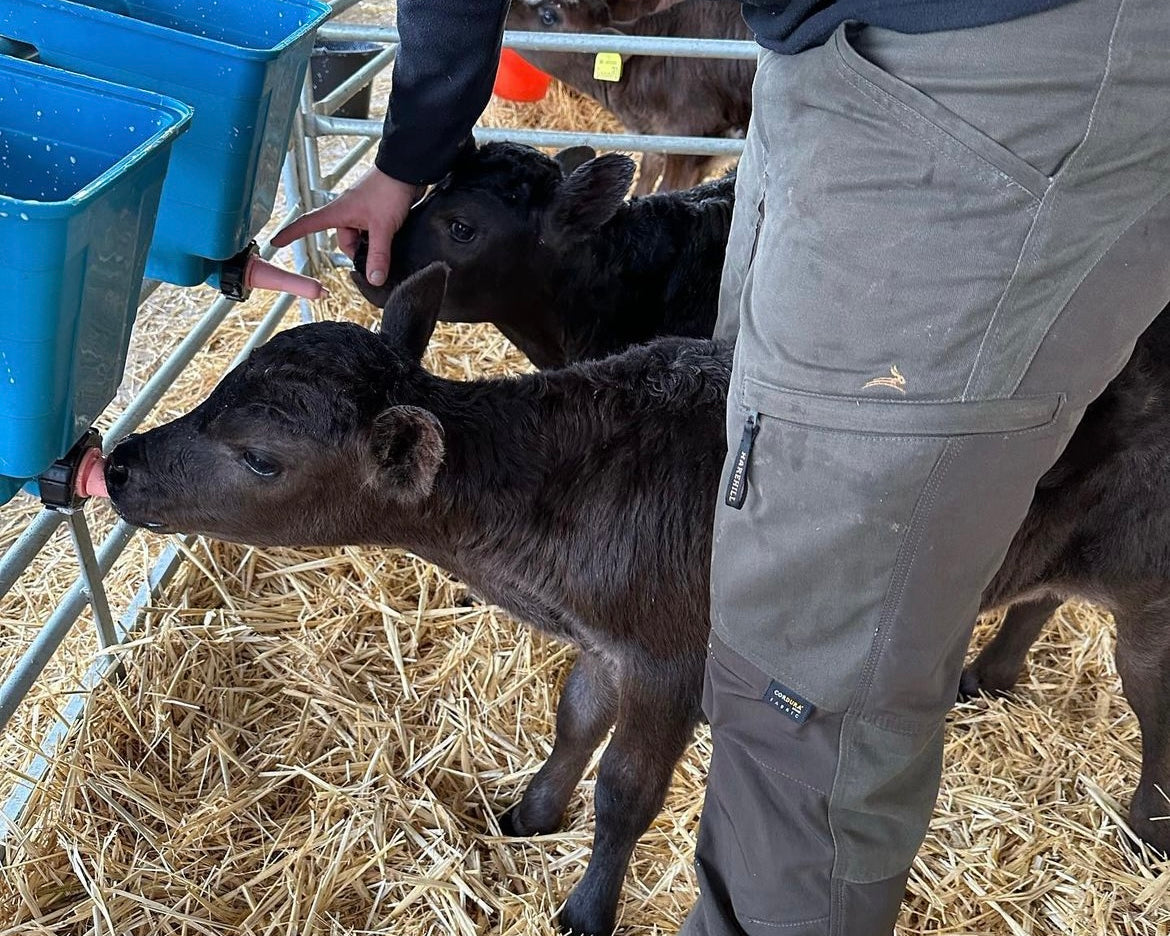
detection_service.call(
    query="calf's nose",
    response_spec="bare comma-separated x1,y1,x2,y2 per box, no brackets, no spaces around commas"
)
106,433,146,490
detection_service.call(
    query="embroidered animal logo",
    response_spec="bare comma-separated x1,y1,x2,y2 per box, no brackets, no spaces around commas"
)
863,365,907,394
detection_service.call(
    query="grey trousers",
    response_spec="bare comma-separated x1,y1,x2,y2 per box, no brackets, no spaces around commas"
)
683,1,1170,934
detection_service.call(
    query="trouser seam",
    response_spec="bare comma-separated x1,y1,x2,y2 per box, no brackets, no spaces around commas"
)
745,914,831,929
965,0,1127,400
963,0,1124,399
850,438,963,714
723,733,830,798
833,51,1041,204
1009,185,1170,397
1053,0,1127,186
825,438,962,914
962,201,1047,399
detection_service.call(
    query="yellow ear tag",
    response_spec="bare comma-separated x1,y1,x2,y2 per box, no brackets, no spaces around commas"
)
594,52,622,82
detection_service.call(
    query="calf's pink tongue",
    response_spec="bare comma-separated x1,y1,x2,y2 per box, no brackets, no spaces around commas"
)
75,447,109,499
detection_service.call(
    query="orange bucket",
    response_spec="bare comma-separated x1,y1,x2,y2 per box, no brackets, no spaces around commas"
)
493,48,552,102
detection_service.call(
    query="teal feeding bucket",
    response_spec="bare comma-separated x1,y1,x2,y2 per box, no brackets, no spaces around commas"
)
0,55,191,506
0,0,330,289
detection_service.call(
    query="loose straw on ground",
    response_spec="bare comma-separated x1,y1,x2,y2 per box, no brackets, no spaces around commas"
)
3,25,1170,933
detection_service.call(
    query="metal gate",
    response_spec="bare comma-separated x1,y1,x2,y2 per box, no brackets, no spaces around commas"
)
0,2,755,842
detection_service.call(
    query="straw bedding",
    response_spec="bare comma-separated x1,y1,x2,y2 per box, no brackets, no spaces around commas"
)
2,15,1170,935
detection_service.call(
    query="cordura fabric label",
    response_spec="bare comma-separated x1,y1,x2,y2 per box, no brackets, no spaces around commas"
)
763,679,814,724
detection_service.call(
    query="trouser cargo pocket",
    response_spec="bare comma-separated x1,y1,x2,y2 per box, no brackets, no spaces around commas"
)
712,370,1065,718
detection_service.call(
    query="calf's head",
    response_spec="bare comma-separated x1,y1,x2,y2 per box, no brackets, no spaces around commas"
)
106,266,451,547
352,142,635,329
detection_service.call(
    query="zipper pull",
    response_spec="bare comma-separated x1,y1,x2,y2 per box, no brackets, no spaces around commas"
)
725,410,759,509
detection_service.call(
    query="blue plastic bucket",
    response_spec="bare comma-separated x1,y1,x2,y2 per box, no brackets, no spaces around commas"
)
0,55,191,504
0,0,330,286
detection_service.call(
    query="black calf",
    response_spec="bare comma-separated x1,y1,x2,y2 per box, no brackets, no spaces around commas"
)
354,141,733,369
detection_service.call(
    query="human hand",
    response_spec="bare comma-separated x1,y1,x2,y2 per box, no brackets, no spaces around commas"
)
271,167,421,287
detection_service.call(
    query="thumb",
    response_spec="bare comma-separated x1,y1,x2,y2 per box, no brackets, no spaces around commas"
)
363,223,393,288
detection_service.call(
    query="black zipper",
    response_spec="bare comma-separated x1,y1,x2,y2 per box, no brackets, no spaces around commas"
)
724,410,759,509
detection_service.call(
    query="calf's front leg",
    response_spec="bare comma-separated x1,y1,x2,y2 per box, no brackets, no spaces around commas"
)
500,650,617,836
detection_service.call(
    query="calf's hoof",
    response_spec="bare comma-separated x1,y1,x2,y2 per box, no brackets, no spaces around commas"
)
1129,788,1170,857
497,802,563,837
558,892,615,936
497,804,524,837
957,665,1017,701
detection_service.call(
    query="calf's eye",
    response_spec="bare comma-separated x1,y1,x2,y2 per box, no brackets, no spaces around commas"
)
539,6,558,26
242,451,281,478
449,219,476,243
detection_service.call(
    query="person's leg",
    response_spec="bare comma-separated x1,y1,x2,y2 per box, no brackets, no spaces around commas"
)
687,1,1170,933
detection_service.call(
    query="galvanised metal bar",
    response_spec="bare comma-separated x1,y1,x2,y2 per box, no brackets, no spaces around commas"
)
0,519,137,733
318,24,760,61
291,81,329,273
313,114,746,158
321,137,376,191
101,230,292,448
0,534,193,846
326,0,364,16
232,292,300,362
474,125,745,156
104,297,241,444
304,23,751,215
312,46,396,117
0,511,66,598
138,279,163,306
67,512,117,655
279,160,317,325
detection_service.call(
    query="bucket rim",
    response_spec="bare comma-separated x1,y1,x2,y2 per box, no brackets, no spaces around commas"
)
0,57,193,215
2,0,331,60
311,39,384,56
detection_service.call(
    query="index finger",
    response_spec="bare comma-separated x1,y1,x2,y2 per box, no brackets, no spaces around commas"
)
271,204,340,248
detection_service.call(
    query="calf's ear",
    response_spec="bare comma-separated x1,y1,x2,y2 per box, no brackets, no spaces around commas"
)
369,405,445,502
451,134,479,171
544,153,636,246
554,145,597,175
380,262,449,361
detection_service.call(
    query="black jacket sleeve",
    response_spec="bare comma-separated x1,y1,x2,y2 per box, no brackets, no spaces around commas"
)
375,0,511,185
